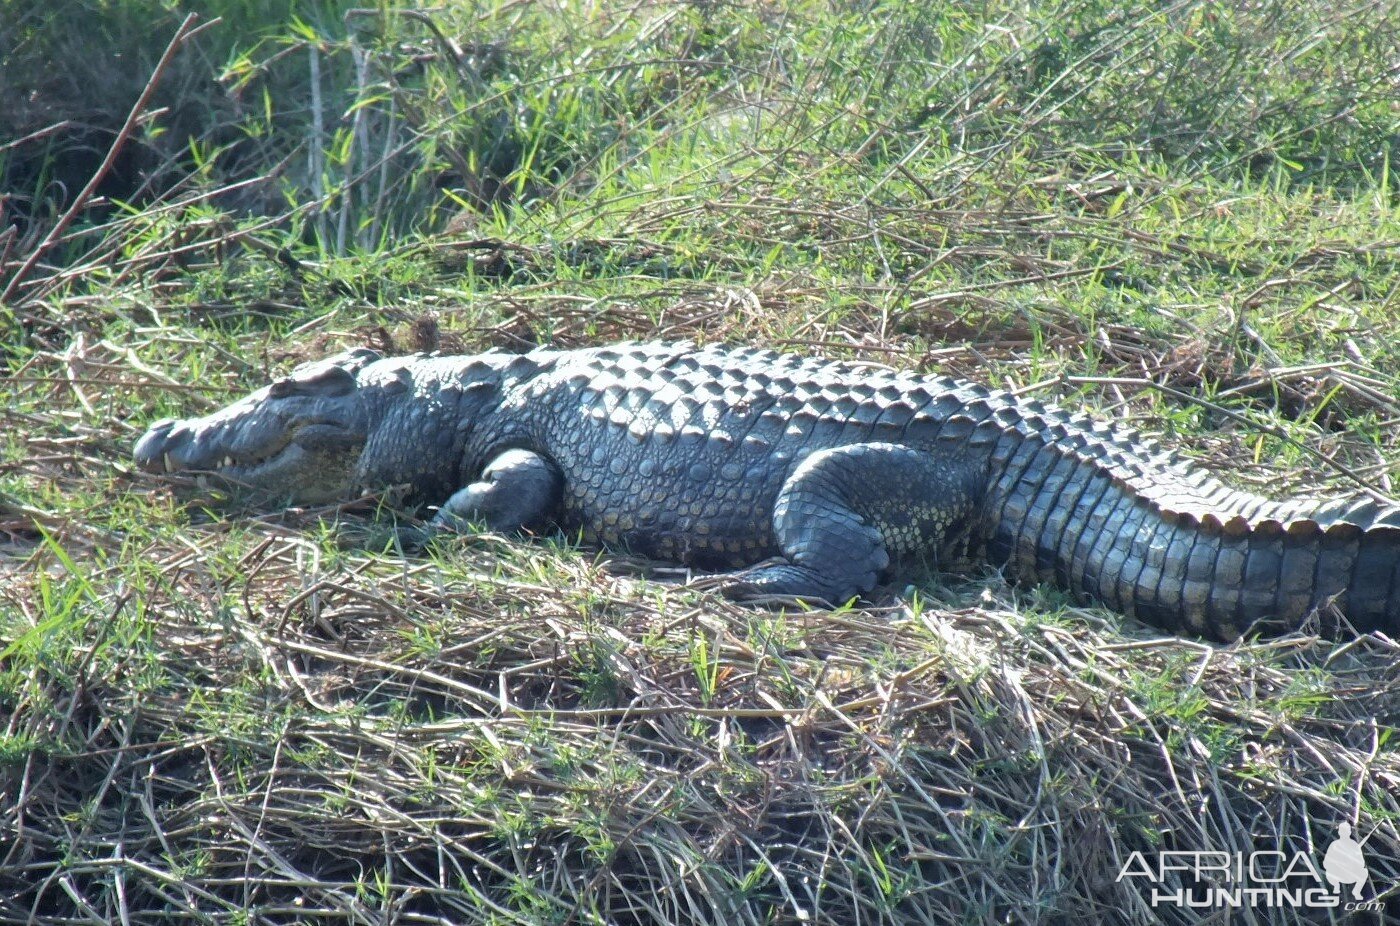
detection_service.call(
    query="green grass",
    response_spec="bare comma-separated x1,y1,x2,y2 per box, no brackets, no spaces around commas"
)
3,0,1400,923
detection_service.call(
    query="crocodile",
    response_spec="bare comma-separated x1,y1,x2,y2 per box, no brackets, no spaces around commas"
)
133,341,1400,641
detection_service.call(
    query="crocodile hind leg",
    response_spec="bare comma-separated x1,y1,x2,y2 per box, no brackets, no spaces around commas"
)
432,448,564,534
722,442,984,605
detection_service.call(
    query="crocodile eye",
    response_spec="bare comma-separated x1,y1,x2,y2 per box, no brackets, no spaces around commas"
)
269,365,358,399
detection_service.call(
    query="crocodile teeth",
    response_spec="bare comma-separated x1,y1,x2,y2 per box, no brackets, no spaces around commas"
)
163,452,175,473
223,455,235,468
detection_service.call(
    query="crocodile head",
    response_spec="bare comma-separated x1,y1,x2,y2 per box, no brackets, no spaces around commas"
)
134,348,385,503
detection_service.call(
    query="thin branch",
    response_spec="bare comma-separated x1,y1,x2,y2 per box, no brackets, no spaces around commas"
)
0,13,213,305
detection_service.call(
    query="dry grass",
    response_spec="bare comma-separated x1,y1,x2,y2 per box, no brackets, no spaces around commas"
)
3,301,1400,924
4,507,1399,924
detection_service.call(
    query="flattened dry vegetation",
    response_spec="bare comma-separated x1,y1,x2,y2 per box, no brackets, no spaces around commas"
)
3,0,1400,922
5,519,1400,924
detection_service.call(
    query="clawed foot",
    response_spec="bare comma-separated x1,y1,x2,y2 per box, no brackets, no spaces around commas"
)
390,522,440,554
712,561,865,609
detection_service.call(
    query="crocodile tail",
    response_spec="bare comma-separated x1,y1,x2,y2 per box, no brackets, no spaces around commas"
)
960,398,1400,640
1061,484,1400,640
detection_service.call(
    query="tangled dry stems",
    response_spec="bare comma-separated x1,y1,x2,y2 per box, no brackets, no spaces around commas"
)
4,485,1399,923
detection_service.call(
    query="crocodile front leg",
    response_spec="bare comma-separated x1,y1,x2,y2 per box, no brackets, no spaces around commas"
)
722,442,985,605
433,448,564,534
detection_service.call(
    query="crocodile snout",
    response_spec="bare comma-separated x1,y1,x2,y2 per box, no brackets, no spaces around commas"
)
134,418,188,473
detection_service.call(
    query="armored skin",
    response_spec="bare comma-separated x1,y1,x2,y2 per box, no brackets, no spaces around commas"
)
134,342,1400,640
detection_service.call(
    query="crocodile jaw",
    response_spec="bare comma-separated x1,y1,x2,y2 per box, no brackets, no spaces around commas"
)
134,353,375,504
134,410,366,503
